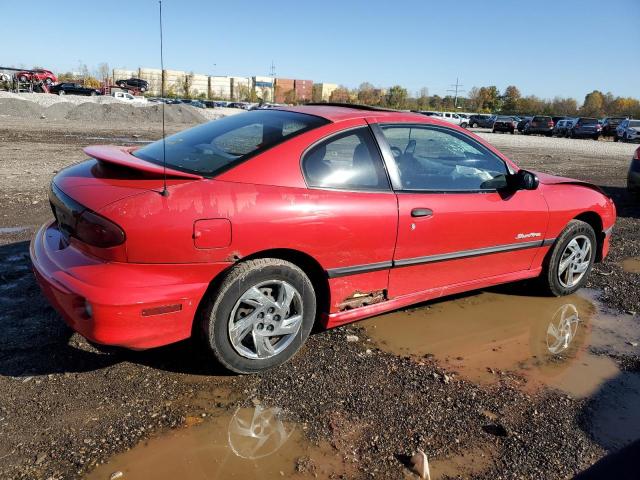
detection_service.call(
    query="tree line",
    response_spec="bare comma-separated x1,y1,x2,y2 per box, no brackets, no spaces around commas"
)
326,82,640,118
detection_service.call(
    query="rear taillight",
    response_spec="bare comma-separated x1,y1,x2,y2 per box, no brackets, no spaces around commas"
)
75,210,125,248
634,147,640,161
548,121,554,127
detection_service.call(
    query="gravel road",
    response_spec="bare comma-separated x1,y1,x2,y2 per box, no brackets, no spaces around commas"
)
0,120,638,480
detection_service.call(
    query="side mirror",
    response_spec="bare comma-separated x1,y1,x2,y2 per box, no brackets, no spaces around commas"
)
514,170,539,190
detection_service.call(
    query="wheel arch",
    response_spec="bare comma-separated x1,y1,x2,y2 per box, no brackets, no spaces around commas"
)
194,248,330,336
573,211,604,262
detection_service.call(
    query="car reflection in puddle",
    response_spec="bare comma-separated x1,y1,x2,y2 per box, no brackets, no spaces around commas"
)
228,405,293,460
361,290,621,398
86,404,345,480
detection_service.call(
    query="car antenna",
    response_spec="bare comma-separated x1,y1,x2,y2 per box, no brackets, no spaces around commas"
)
158,0,169,197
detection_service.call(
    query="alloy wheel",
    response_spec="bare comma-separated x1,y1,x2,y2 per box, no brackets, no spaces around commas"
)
228,280,303,360
557,235,592,288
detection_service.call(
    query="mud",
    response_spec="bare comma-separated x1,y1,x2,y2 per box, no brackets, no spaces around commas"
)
621,256,640,274
0,119,639,479
86,404,351,480
361,290,622,398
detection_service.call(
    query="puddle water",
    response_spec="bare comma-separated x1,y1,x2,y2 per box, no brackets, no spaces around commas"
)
86,404,350,480
621,257,640,274
361,290,622,398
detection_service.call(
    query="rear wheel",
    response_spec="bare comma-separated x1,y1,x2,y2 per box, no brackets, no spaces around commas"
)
541,220,596,296
58,90,65,96
472,122,478,128
461,122,468,128
200,258,316,374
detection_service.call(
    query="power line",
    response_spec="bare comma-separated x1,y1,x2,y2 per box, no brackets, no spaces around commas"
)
447,77,465,108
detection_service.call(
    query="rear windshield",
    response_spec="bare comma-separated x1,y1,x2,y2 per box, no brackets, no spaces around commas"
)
580,118,598,125
134,110,329,176
496,116,514,121
533,116,551,122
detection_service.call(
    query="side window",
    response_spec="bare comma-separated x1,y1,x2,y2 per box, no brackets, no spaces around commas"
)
380,125,509,191
302,127,389,191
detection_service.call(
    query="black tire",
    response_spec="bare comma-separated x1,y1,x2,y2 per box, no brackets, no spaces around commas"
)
510,130,514,134
58,90,65,96
472,122,478,128
492,129,496,134
540,220,597,297
592,134,599,141
461,122,468,128
90,91,96,96
614,135,619,142
200,258,316,374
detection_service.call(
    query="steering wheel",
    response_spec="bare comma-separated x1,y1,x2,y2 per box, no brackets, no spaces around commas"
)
390,146,403,158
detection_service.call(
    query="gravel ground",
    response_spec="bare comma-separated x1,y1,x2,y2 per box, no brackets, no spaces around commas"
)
0,91,240,123
0,121,638,479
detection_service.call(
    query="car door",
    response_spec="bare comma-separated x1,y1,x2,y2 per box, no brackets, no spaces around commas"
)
373,123,549,298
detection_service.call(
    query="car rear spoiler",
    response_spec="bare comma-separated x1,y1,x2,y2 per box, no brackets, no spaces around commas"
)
83,145,203,180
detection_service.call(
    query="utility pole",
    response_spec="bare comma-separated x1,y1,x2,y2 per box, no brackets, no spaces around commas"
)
269,60,276,103
447,77,465,108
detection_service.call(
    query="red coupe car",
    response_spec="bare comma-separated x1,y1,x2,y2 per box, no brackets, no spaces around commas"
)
30,105,616,373
16,69,58,85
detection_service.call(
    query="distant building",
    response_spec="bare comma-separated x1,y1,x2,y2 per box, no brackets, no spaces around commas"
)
230,77,251,100
253,76,274,102
315,82,338,101
294,79,313,102
209,76,232,99
274,78,295,103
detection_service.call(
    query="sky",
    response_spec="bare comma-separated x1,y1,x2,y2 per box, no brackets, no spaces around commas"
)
2,0,639,101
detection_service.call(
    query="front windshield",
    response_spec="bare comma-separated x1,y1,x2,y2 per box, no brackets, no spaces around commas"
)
134,110,328,176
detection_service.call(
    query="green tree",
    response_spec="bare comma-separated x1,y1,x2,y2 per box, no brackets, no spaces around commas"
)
385,85,408,109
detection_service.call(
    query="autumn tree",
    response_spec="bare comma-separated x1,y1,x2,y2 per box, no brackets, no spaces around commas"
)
329,87,351,103
580,90,605,117
501,85,521,114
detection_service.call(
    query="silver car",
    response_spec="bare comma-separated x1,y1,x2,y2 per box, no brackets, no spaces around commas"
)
615,119,640,142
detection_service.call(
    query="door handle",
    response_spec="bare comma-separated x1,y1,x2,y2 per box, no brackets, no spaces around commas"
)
411,208,433,217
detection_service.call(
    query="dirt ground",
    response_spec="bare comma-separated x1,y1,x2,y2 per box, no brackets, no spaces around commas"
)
0,118,639,480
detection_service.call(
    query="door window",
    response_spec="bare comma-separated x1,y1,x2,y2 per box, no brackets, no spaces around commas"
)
302,127,389,191
380,125,509,191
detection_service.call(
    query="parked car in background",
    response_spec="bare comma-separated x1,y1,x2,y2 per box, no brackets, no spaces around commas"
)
112,91,146,103
468,114,494,128
492,116,518,134
552,116,567,126
115,78,149,92
49,83,101,96
616,119,640,142
567,117,602,140
202,101,216,108
31,105,616,373
214,101,230,107
440,112,468,127
189,100,206,109
517,117,532,133
524,116,554,136
602,117,626,137
628,146,640,193
15,69,57,85
553,119,575,137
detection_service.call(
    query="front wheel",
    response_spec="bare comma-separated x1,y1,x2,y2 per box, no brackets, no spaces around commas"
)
461,122,468,128
58,90,65,96
541,220,596,296
200,258,316,374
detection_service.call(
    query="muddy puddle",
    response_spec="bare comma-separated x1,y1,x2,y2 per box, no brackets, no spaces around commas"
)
86,403,350,480
361,289,631,398
621,256,640,274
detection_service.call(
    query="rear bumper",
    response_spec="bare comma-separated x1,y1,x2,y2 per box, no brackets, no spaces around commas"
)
30,221,231,349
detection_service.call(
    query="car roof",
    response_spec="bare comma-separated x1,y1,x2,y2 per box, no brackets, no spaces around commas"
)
276,104,433,123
